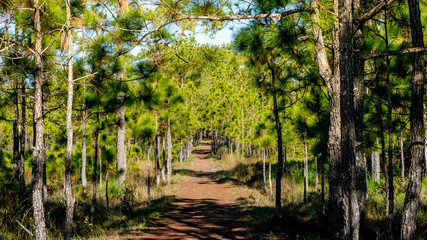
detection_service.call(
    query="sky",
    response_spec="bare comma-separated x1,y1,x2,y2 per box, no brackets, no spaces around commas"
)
194,27,235,46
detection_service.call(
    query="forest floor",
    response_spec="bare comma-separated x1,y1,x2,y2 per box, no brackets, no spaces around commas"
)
110,141,267,239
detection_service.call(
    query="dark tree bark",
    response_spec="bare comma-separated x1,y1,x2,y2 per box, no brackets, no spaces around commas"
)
155,113,161,187
384,10,394,238
32,0,47,238
19,82,26,199
353,0,368,212
303,132,308,203
400,129,405,187
12,82,20,185
401,0,425,238
64,0,75,238
311,0,366,237
90,110,100,224
270,55,284,219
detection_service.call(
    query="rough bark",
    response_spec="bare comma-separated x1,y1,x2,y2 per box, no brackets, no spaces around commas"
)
90,111,100,224
19,82,26,199
271,56,284,219
12,83,20,185
32,1,47,238
353,0,368,212
116,72,126,184
401,0,425,238
64,0,75,238
384,11,394,238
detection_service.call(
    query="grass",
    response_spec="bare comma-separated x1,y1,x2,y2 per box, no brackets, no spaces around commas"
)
212,151,427,239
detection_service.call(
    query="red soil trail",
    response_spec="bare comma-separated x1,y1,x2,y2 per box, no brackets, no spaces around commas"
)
121,141,251,239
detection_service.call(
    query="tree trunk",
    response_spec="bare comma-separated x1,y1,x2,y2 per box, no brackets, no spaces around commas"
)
147,145,151,205
116,89,126,184
263,148,266,193
106,168,109,209
32,0,47,238
315,156,318,190
400,130,405,187
81,100,87,189
64,0,75,238
90,110,100,224
271,55,284,219
401,0,425,238
268,150,273,204
384,11,394,238
161,137,166,183
303,132,308,203
12,83,20,185
372,151,380,182
353,0,368,213
155,131,161,187
167,117,172,186
19,82,26,200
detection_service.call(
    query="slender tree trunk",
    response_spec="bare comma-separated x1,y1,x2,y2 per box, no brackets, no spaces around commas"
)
401,0,425,238
315,156,318,190
106,168,109,209
284,146,288,174
32,1,47,238
12,83,20,184
64,0,75,238
353,0,368,213
90,110,100,224
161,137,166,183
155,132,161,187
147,145,151,205
19,82,26,200
116,79,126,184
263,148,266,193
81,99,87,189
400,130,405,187
304,132,308,203
268,150,273,204
372,150,380,182
271,56,284,219
384,11,394,238
167,117,172,186
99,148,102,187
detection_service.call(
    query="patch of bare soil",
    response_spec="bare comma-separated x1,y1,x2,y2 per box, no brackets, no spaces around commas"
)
115,141,254,239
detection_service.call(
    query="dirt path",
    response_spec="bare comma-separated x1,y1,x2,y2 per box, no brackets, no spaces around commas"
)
121,141,251,239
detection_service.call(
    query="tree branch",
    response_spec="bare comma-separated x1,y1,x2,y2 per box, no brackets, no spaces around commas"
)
363,47,427,60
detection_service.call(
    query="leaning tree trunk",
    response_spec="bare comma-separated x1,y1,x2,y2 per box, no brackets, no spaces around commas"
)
32,1,47,238
64,0,75,238
401,0,425,238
